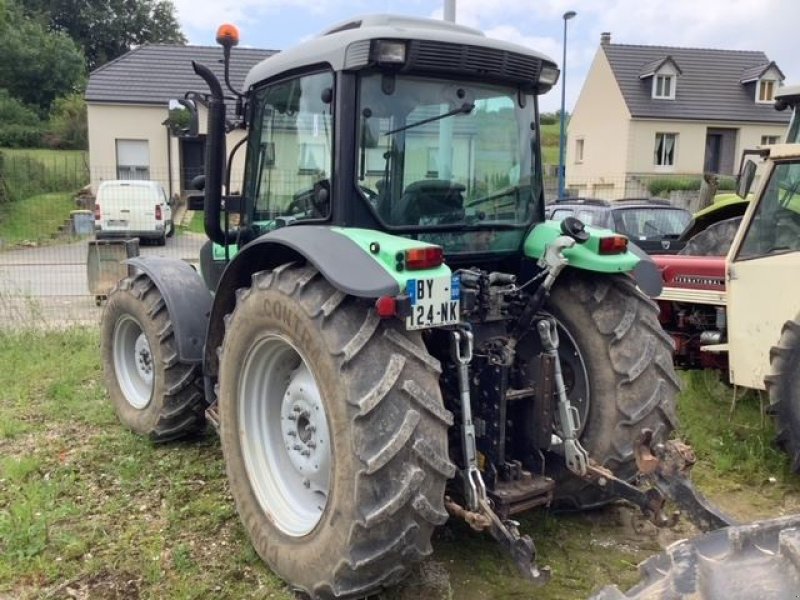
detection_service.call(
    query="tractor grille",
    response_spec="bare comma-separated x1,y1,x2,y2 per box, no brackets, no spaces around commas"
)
407,40,541,86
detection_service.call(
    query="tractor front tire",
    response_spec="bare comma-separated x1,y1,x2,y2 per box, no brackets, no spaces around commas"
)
766,317,800,473
217,263,454,599
100,272,206,441
542,271,680,509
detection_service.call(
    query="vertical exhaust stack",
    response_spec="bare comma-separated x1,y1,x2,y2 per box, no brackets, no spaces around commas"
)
191,23,241,247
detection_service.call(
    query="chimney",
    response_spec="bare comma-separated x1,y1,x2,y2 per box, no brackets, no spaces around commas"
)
600,32,611,46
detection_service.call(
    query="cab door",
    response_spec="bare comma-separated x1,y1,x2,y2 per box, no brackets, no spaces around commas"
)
727,157,800,389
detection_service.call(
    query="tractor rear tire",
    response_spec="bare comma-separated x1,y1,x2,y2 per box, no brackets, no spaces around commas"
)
542,271,680,509
678,216,743,256
217,263,454,599
100,272,206,441
766,317,800,473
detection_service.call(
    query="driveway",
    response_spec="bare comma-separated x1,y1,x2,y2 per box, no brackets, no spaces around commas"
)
0,234,206,326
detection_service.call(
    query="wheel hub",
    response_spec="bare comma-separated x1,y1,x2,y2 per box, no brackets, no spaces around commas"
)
134,333,154,383
281,365,330,480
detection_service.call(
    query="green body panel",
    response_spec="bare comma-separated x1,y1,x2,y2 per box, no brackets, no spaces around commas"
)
332,227,452,285
694,193,751,219
524,220,640,273
212,242,239,261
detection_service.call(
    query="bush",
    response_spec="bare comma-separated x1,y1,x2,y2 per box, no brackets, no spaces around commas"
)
647,176,702,197
46,93,87,150
717,176,736,191
0,90,44,148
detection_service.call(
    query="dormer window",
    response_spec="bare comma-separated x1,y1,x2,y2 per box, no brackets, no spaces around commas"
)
653,74,674,99
740,62,785,104
640,56,681,100
758,79,776,103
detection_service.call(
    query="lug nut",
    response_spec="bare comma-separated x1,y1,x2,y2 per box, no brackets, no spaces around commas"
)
301,449,311,457
287,431,297,437
293,444,302,451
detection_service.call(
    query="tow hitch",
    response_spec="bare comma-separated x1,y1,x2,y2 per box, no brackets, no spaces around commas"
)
582,429,735,531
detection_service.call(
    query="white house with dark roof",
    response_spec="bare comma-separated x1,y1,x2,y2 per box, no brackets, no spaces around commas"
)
566,33,790,200
85,44,276,198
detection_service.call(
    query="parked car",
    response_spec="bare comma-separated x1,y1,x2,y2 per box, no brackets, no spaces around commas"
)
94,180,174,245
545,197,691,254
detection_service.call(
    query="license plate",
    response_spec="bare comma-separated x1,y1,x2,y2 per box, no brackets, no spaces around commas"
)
107,219,128,227
405,275,460,330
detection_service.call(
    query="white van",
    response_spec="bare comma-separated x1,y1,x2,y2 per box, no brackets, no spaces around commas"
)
94,180,174,245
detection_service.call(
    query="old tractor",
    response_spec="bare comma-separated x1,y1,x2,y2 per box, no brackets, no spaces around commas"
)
654,90,800,473
100,15,729,598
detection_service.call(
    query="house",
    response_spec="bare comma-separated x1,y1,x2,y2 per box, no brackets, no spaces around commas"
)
85,44,277,198
566,33,790,200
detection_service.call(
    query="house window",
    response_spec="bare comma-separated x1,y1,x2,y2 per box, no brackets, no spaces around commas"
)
761,135,779,145
116,139,150,179
758,79,776,103
299,142,327,175
653,75,675,99
575,138,584,163
654,133,676,167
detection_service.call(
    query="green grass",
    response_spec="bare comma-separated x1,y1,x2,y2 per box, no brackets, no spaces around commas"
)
0,192,76,245
180,210,206,235
1,329,796,598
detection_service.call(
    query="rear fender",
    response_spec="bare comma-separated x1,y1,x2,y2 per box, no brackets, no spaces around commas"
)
125,256,212,364
204,225,449,380
525,221,663,296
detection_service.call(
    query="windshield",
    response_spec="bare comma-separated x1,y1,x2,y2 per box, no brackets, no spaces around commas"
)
356,73,540,252
613,207,690,240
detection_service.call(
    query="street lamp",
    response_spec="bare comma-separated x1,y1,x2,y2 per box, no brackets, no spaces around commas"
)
557,10,577,200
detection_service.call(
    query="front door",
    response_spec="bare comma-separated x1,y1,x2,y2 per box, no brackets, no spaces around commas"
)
704,128,737,175
726,158,800,389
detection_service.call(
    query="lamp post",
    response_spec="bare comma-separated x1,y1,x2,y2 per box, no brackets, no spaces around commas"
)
557,10,576,200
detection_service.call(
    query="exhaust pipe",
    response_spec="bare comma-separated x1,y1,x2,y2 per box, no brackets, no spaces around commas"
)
192,61,237,247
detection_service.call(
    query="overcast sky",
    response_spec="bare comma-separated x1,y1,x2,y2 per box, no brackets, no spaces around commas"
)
172,0,800,112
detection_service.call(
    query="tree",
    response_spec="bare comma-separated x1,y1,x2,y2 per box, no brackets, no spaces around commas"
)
0,0,85,113
25,0,187,71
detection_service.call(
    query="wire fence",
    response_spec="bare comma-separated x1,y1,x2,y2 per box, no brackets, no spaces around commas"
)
0,150,735,327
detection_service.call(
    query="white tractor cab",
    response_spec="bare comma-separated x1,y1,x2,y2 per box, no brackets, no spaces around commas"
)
94,180,174,245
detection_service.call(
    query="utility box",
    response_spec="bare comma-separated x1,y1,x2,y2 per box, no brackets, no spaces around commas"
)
71,210,95,236
87,238,140,305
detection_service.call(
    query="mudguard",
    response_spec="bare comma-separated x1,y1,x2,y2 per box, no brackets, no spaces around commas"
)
126,256,212,364
204,225,448,379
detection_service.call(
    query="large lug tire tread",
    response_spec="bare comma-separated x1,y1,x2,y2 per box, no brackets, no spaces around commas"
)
546,271,680,509
678,216,743,256
765,317,800,473
218,263,454,600
590,514,800,599
100,272,206,442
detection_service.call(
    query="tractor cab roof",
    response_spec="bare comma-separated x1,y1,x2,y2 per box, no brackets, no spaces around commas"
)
243,13,558,92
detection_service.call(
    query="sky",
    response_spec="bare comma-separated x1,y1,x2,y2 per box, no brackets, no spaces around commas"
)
171,0,800,113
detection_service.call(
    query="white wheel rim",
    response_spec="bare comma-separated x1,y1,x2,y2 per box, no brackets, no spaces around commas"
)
239,334,331,537
113,315,154,410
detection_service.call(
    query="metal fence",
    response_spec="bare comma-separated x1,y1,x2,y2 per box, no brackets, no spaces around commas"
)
0,152,734,327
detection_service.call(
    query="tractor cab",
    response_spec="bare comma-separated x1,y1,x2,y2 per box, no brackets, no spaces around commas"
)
196,15,559,275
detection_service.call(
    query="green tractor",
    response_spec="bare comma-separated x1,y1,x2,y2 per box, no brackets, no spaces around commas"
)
100,15,729,598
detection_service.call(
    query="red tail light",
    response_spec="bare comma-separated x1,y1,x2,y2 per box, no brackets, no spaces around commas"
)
598,236,628,254
375,295,397,318
94,203,101,220
155,204,163,220
404,247,444,270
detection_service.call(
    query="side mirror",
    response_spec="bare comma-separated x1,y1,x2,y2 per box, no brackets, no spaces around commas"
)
736,160,757,198
167,98,198,137
191,174,206,191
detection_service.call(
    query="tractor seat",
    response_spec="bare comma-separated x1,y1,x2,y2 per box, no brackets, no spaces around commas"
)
394,179,466,225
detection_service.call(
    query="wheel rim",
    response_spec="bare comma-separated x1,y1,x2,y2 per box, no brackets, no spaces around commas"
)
240,334,331,537
112,315,154,410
